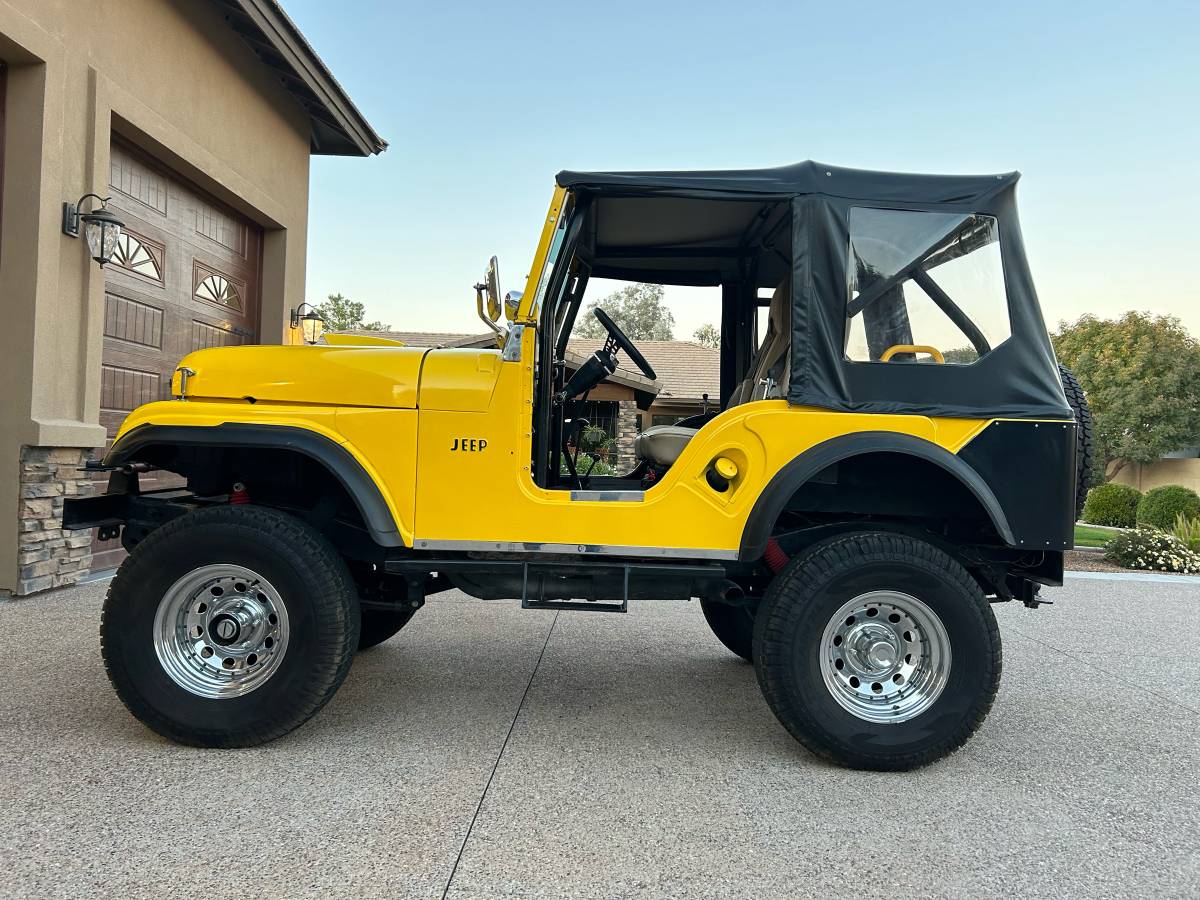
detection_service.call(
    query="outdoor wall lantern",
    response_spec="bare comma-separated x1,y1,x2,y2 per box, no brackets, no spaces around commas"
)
290,303,325,344
62,194,124,267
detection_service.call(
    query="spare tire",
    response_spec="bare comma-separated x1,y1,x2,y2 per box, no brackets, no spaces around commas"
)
1059,363,1094,520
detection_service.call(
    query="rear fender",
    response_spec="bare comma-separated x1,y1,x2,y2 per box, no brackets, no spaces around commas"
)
738,432,1015,561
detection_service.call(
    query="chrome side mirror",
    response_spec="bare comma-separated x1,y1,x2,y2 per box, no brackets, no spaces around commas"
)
474,255,505,339
484,256,502,321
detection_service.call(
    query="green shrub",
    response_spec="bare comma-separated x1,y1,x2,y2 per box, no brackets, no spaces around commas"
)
578,425,611,454
1081,483,1141,527
558,455,617,477
1135,485,1200,530
1172,513,1200,551
1104,527,1200,573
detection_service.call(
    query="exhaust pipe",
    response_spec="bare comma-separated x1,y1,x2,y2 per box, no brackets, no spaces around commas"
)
712,580,745,605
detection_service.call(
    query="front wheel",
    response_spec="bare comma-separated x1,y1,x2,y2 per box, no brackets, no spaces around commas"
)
101,505,361,747
753,531,1001,770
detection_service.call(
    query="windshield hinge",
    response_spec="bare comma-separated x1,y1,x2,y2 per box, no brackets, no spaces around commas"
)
502,324,525,361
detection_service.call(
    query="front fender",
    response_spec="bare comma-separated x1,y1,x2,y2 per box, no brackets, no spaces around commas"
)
105,422,404,548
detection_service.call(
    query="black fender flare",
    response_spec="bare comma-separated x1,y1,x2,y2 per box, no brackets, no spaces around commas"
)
738,431,1015,561
106,423,404,547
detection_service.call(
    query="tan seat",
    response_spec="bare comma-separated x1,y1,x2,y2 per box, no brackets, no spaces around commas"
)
730,277,792,405
633,425,698,466
635,281,792,467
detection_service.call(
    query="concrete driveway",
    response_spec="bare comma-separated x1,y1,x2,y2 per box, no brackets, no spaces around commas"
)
1,575,1197,898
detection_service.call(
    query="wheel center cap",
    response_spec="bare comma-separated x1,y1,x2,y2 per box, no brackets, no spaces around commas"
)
866,640,896,669
209,614,241,645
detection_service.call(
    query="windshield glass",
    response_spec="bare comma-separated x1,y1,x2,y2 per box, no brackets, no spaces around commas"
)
529,195,575,321
845,208,1009,365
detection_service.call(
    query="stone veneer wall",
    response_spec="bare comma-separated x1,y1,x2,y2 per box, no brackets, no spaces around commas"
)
10,447,95,596
613,401,640,472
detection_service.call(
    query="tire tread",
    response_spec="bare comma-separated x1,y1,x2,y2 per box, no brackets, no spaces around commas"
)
753,531,1001,771
101,505,360,747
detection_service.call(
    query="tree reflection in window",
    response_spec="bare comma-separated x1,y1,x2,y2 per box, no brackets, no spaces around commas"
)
111,232,162,281
195,273,242,311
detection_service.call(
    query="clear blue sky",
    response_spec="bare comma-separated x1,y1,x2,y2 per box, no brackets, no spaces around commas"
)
286,0,1200,338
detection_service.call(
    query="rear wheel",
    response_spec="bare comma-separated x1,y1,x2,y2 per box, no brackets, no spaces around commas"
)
753,531,1001,770
101,505,360,747
699,598,755,662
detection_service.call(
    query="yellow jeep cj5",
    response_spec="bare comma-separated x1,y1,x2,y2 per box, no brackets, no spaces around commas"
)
66,162,1091,770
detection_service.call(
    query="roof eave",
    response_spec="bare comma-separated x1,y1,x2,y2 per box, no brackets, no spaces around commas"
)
213,0,387,157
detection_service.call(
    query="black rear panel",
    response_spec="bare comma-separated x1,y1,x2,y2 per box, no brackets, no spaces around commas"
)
958,420,1076,550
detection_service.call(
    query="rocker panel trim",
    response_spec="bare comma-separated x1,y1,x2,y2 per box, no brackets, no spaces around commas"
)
413,538,738,560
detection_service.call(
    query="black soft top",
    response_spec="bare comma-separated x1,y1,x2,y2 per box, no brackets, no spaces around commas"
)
554,161,1069,421
558,160,1019,205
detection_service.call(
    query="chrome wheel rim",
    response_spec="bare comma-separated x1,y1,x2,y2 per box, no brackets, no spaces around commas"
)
153,564,290,699
818,590,950,724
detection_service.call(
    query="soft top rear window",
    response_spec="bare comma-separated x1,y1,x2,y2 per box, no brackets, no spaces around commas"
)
846,207,1009,365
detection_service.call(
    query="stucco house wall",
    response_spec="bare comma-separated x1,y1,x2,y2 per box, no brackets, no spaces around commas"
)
1109,459,1200,493
0,0,381,595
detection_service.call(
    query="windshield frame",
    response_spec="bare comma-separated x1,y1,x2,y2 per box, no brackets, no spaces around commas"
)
516,187,573,322
533,192,591,486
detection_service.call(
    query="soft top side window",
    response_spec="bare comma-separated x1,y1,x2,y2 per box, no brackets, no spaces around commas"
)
845,207,1009,365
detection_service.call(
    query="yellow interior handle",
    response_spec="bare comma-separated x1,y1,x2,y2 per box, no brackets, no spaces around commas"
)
880,344,945,364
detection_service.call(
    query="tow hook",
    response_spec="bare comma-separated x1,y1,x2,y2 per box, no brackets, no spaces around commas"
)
230,483,250,505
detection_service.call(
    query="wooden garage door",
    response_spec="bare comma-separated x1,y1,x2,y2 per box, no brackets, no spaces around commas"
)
92,142,263,570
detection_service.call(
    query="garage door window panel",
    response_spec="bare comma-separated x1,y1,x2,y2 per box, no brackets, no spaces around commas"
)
110,230,164,284
193,262,245,312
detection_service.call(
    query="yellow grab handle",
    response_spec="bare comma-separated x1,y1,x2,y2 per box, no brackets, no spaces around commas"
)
880,344,946,364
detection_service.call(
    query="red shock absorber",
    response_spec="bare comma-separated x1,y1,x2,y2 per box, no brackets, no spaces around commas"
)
764,537,789,575
230,482,250,505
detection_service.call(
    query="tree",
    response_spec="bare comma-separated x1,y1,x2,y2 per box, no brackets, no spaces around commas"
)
941,347,979,364
692,323,720,349
574,283,674,341
314,293,387,332
1053,312,1200,481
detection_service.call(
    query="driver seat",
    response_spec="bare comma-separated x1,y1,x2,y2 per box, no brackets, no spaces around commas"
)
634,279,792,467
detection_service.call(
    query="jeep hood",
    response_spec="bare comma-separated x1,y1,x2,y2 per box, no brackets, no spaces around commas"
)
171,345,428,408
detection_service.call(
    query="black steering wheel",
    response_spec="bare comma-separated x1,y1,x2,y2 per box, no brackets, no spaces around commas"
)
593,308,657,380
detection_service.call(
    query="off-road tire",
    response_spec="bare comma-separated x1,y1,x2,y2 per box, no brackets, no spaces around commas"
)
699,598,755,662
1059,363,1094,519
358,607,417,651
101,505,361,747
753,531,1001,771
